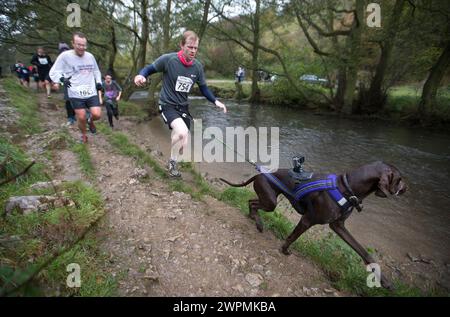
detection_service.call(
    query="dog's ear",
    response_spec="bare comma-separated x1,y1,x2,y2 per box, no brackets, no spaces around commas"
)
376,170,392,198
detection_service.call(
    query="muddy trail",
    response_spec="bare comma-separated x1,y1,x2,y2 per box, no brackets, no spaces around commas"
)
23,91,347,297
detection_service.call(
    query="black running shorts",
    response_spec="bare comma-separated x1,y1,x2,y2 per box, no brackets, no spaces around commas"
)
158,103,192,130
70,95,100,110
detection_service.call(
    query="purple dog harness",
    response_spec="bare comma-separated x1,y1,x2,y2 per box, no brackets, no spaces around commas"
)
257,166,353,211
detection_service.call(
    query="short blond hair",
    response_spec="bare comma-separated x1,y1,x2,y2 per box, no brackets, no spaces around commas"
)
180,30,199,45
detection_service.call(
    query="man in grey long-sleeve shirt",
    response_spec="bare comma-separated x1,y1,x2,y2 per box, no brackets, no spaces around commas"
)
49,32,103,144
134,30,227,177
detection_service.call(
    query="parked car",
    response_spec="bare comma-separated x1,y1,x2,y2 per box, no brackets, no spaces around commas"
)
299,74,329,87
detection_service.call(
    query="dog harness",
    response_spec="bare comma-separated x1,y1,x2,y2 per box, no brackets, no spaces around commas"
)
257,166,354,211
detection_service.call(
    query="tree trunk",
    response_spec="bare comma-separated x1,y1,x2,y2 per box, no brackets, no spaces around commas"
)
365,0,405,113
334,67,347,111
122,27,139,101
147,0,171,116
137,0,149,70
198,0,211,45
107,24,118,79
249,0,261,104
418,41,450,117
341,0,364,114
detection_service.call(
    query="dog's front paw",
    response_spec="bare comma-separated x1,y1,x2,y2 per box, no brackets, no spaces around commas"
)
381,275,394,291
280,246,291,255
255,219,264,232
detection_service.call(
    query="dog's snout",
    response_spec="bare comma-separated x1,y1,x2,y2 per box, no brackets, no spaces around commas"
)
395,181,407,196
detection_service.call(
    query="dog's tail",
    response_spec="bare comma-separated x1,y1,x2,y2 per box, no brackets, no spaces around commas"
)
219,175,257,187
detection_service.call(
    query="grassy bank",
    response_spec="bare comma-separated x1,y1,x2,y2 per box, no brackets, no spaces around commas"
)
0,80,116,296
0,138,116,296
118,100,148,117
2,78,41,135
98,123,219,201
386,85,450,122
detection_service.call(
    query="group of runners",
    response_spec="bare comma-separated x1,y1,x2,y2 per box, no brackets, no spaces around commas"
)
19,30,226,178
12,47,55,95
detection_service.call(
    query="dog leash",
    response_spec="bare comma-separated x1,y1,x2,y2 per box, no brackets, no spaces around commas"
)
213,136,362,212
213,135,258,168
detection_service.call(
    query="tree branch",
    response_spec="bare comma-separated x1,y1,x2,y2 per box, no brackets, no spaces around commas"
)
0,161,35,187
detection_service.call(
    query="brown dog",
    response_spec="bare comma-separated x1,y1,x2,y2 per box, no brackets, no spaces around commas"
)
220,161,407,289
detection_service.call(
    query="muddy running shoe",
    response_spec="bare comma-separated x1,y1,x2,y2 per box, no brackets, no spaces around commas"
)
80,134,88,144
167,159,181,177
67,116,76,125
87,117,97,134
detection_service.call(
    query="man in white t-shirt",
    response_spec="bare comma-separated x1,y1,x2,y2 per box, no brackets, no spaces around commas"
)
49,32,103,144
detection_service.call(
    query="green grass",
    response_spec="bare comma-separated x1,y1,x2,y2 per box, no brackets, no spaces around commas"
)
178,161,221,199
71,142,95,179
0,137,47,209
99,123,217,202
386,85,450,122
98,123,167,178
0,176,116,296
1,78,41,135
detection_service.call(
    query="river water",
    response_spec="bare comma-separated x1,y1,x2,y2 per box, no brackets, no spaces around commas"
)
131,94,450,267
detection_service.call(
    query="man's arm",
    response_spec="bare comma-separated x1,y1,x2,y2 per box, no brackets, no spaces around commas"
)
92,56,102,84
138,64,157,78
114,81,122,100
30,54,38,67
134,64,158,86
48,55,65,83
199,84,227,113
199,84,216,103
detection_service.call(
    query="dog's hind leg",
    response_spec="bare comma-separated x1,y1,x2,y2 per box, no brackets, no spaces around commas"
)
248,199,264,232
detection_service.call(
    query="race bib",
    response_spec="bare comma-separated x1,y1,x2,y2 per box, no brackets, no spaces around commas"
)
38,57,48,65
77,85,95,97
175,76,193,93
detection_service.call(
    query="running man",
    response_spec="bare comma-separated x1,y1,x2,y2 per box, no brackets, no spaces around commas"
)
31,47,53,97
134,30,227,177
49,32,103,143
13,62,30,87
100,74,122,128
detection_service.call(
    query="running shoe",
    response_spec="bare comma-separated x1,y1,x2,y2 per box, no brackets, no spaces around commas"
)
80,134,88,144
87,117,97,134
167,159,181,177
